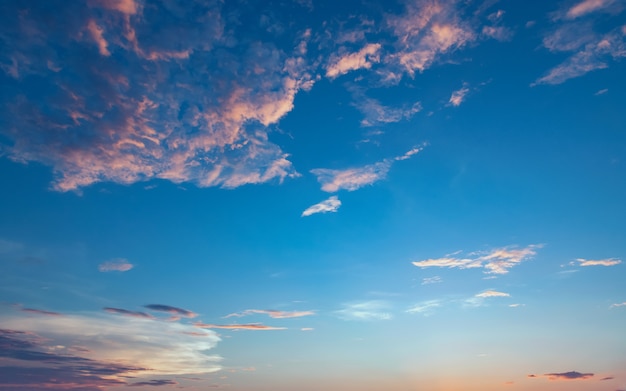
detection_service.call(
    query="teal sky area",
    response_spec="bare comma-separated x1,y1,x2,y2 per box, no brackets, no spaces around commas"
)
1,0,625,390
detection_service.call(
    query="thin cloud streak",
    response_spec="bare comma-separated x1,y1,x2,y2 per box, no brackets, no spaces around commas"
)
412,245,541,275
302,196,341,217
326,43,381,78
144,304,198,319
194,323,287,330
225,309,316,319
98,259,134,272
104,307,155,320
335,300,392,321
576,258,622,266
475,290,510,298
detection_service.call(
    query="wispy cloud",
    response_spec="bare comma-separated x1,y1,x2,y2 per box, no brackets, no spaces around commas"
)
421,276,442,285
412,245,540,275
326,43,381,78
224,309,315,319
104,307,155,319
194,323,287,330
129,379,177,387
564,0,619,19
335,300,392,321
529,371,595,380
575,258,622,267
98,258,134,272
19,307,62,316
475,290,510,298
311,147,423,193
302,196,341,217
610,302,626,308
144,304,198,319
448,85,470,107
350,88,421,127
406,300,441,316
534,3,626,85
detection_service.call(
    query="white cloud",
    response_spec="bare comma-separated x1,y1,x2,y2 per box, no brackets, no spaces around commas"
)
448,86,470,107
475,290,510,298
412,245,541,275
302,196,342,217
576,258,622,267
354,96,422,127
610,302,626,308
0,312,221,376
421,276,442,285
406,300,441,316
311,161,392,193
335,301,392,321
326,43,382,78
565,0,619,19
98,258,134,272
224,309,316,318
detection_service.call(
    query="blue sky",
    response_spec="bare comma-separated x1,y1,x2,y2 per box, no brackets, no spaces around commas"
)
1,0,625,390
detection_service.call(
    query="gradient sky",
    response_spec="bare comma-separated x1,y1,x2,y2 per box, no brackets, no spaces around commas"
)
1,0,625,390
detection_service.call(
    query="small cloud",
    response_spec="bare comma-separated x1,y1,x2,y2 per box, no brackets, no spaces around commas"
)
311,147,423,193
600,376,614,380
194,322,286,330
448,86,470,107
301,327,314,331
544,371,594,380
576,258,621,267
421,276,442,285
508,303,525,308
130,380,177,387
301,196,341,217
144,304,197,319
412,245,540,275
98,258,134,272
475,290,510,298
224,309,315,319
595,88,608,95
610,302,626,308
104,307,155,319
565,0,618,19
20,307,62,316
406,300,441,316
326,43,382,78
482,26,513,41
335,300,392,321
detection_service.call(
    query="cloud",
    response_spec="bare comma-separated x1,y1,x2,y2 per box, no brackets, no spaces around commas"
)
595,88,609,95
384,0,475,78
350,88,421,126
335,300,392,321
194,323,286,330
475,290,510,298
104,307,155,319
412,245,540,275
576,258,622,267
311,146,422,192
0,1,310,192
448,85,470,107
0,311,222,385
98,258,134,272
129,380,177,387
565,0,619,19
610,302,626,308
19,307,63,316
225,309,316,319
144,304,197,319
544,371,594,380
406,300,441,316
326,43,382,78
421,276,442,285
302,196,341,217
534,4,626,85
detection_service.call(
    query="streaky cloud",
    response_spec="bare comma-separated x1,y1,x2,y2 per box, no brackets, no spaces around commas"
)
194,322,287,330
448,85,470,107
335,300,392,321
609,302,626,308
475,290,510,298
104,307,155,319
565,0,619,19
302,196,341,217
144,304,198,318
129,379,177,387
225,309,316,319
412,245,541,275
576,258,622,267
98,258,134,272
326,43,381,78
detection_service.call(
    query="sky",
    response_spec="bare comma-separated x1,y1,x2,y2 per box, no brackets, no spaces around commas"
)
0,0,625,390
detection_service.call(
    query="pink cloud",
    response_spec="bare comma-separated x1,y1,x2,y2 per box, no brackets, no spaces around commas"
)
576,258,622,267
475,290,510,298
194,322,287,330
326,43,381,78
224,309,316,319
565,0,617,19
86,19,110,56
98,258,134,272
